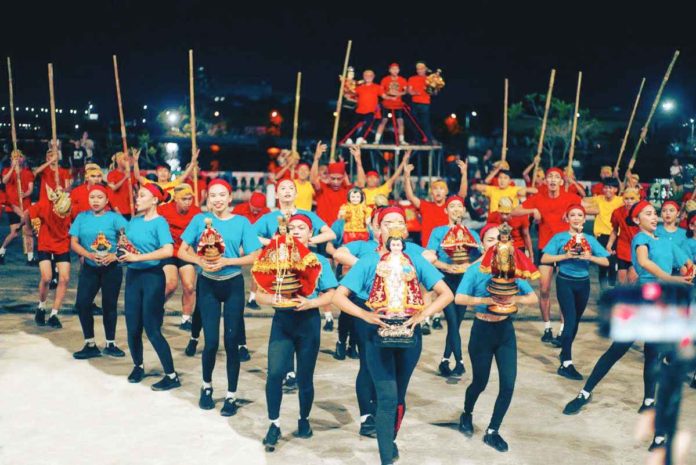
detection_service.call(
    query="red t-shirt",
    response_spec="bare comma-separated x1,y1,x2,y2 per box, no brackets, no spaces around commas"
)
70,184,91,218
380,76,408,110
28,201,71,254
487,212,530,250
611,205,639,262
522,190,582,249
564,183,585,197
107,169,136,216
403,203,422,233
591,182,605,196
183,177,208,205
157,202,201,255
315,182,351,225
2,167,34,210
407,75,431,105
38,167,72,204
355,83,382,115
232,202,270,224
419,200,448,246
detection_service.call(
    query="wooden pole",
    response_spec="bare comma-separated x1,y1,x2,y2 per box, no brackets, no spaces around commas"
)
627,50,680,173
614,77,646,172
113,55,135,213
291,71,302,155
501,78,509,162
329,40,352,162
532,69,556,186
189,49,199,206
7,57,27,253
566,71,583,170
48,64,59,166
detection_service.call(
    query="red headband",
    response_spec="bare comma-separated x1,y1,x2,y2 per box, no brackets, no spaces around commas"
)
289,214,313,230
631,200,652,219
446,195,465,208
366,170,380,178
377,206,406,225
143,183,165,203
389,62,399,68
662,201,679,212
480,223,501,240
546,167,564,178
208,178,232,193
328,162,346,175
88,184,109,197
565,204,586,216
689,214,696,227
249,192,266,209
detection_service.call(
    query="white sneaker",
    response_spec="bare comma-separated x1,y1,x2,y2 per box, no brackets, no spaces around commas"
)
399,136,406,145
356,137,366,145
345,138,354,145
374,134,382,144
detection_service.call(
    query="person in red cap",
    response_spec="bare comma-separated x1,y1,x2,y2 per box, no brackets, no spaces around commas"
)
33,150,72,205
346,69,382,145
0,150,35,265
407,61,434,143
132,147,199,199
311,143,365,226
512,167,596,345
363,151,410,206
374,63,408,145
107,151,137,218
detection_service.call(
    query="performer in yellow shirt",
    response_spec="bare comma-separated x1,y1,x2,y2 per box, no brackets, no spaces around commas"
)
133,148,199,199
293,161,315,211
473,162,536,213
363,150,410,206
586,178,623,290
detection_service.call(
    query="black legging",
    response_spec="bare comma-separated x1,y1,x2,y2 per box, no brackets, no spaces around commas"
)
442,273,466,361
266,309,320,420
364,321,422,465
353,298,376,418
556,274,590,363
191,301,202,339
76,263,123,340
596,234,616,287
124,267,175,373
338,311,356,345
198,274,245,391
583,341,659,399
464,318,516,431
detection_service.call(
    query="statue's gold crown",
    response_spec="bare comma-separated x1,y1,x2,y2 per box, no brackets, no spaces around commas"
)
498,222,513,237
497,197,513,214
387,227,406,240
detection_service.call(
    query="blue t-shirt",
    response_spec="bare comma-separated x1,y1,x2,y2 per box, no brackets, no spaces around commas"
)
686,237,696,261
307,254,339,299
631,232,687,283
69,210,129,267
254,209,326,239
181,212,262,279
542,232,610,278
124,216,174,269
340,250,443,301
456,262,535,315
655,225,688,250
345,239,425,260
426,224,482,264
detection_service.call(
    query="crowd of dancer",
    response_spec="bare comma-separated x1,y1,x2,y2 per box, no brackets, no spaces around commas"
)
2,140,696,465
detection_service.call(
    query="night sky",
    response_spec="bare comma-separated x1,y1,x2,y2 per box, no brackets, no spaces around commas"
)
1,2,695,121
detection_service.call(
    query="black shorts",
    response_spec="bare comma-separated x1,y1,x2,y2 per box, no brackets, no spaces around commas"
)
7,211,21,225
381,108,403,119
617,258,632,270
37,251,71,263
162,257,193,269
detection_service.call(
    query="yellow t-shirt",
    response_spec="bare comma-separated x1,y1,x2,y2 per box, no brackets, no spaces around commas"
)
483,185,521,212
142,177,183,200
364,183,392,206
592,195,624,236
294,180,315,211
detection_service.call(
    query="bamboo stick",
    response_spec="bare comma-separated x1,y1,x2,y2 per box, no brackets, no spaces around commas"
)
329,40,352,162
614,78,646,172
532,69,556,186
113,55,135,213
291,71,302,155
189,49,199,206
501,78,509,162
566,71,583,169
7,57,27,253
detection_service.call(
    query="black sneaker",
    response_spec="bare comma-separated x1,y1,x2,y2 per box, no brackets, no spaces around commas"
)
151,373,181,391
73,343,102,360
421,322,431,335
392,442,399,461
550,334,563,348
247,299,261,310
432,317,443,330
199,387,215,410
638,399,655,414
541,328,553,343
563,392,591,415
323,319,334,332
49,278,58,290
458,412,474,437
483,430,509,452
239,346,251,362
263,424,281,452
34,308,46,326
220,398,239,417
451,362,466,378
557,364,584,381
648,435,666,451
102,343,125,357
47,314,62,329
438,360,452,377
334,341,347,360
347,344,359,359
185,339,198,357
179,320,192,331
27,257,38,267
359,415,377,438
294,419,313,438
283,374,297,393
0,254,5,264
691,375,696,389
127,366,145,383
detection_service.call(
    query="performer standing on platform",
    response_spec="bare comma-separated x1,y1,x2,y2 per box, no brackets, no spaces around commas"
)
347,70,382,145
33,150,72,204
363,151,409,207
374,63,408,145
70,184,128,359
0,150,35,265
107,152,135,218
605,188,640,284
407,62,433,143
179,179,262,416
70,163,106,217
117,183,179,391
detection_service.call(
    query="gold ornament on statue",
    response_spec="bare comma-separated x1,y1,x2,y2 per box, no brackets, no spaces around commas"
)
425,68,445,95
46,185,71,218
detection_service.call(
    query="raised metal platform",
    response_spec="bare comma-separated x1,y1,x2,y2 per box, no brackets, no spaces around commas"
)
339,143,442,150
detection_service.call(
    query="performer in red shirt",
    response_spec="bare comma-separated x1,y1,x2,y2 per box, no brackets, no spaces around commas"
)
487,196,533,255
0,150,35,264
345,70,382,145
232,192,270,224
605,187,640,284
158,183,201,330
183,168,208,206
71,163,107,217
403,156,468,246
563,167,587,198
310,144,365,226
33,150,72,204
374,63,408,145
591,166,617,196
27,188,72,329
407,62,433,143
107,151,136,218
512,167,596,344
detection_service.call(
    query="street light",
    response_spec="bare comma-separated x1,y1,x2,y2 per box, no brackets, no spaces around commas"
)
214,111,220,117
450,113,457,119
167,111,180,124
662,100,675,112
